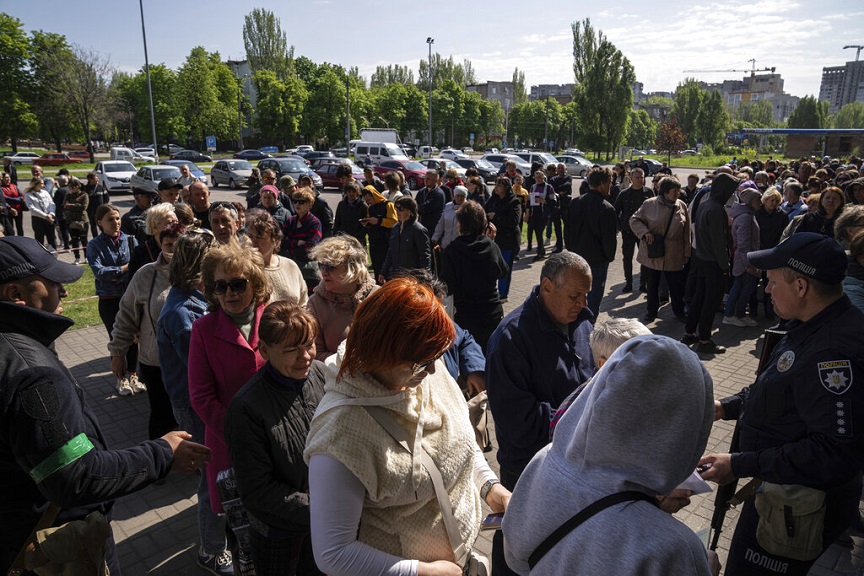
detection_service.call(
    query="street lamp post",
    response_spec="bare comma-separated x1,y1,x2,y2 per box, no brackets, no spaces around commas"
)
427,37,434,152
138,0,158,156
237,75,247,149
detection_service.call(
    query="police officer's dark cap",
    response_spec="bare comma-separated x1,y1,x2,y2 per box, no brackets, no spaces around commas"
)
158,177,183,191
747,232,847,285
0,236,84,284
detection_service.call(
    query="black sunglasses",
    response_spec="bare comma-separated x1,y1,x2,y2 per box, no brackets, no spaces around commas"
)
411,350,447,377
294,199,309,205
211,278,248,295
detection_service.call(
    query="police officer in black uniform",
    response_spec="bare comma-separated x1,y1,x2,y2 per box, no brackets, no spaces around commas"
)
700,232,864,575
0,236,211,574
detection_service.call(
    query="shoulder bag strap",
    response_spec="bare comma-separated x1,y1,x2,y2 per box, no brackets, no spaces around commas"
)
528,491,657,570
364,406,468,566
661,203,676,237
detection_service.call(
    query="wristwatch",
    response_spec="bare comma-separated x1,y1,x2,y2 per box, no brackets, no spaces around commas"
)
480,479,500,501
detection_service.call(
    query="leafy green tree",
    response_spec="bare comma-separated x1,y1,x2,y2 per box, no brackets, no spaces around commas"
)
178,47,236,147
0,14,37,150
512,68,527,106
57,46,111,162
734,99,773,127
672,78,703,146
114,64,186,149
655,118,687,162
626,109,656,149
560,101,581,149
571,18,634,159
477,98,504,148
29,31,78,151
302,68,347,145
833,102,864,128
696,89,729,149
418,54,475,90
370,64,414,88
787,95,829,128
293,56,319,84
253,69,307,147
242,8,294,80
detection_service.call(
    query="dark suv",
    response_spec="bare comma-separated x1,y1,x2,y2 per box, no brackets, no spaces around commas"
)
257,157,324,191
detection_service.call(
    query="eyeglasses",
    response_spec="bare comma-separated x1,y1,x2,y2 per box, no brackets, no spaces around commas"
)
293,199,309,205
396,207,409,212
318,262,340,274
411,350,447,377
211,278,248,295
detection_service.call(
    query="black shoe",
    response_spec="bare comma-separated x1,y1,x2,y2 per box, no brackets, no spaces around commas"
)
694,340,726,354
514,254,521,261
680,334,699,346
532,254,545,262
642,313,656,323
639,285,647,293
622,283,633,293
674,312,688,323
552,247,564,254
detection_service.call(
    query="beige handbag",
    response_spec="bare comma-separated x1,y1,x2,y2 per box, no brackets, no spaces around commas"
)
754,482,826,561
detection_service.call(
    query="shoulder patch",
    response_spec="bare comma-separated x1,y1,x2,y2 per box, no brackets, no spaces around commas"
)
819,360,853,395
832,398,853,437
777,351,795,373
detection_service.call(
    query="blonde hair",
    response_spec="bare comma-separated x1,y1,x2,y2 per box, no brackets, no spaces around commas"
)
145,202,177,236
200,240,270,311
589,318,652,364
309,235,370,286
761,186,782,205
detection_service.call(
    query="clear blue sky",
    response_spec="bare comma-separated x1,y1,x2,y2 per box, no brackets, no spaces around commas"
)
5,0,861,98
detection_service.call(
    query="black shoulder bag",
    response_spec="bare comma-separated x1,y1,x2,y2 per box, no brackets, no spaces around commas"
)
646,205,675,259
528,491,658,570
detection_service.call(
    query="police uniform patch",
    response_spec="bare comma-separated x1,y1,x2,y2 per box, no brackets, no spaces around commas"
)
819,360,853,395
833,399,853,436
776,351,795,373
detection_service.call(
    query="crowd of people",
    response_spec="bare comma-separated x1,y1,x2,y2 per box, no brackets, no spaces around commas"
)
1,151,864,576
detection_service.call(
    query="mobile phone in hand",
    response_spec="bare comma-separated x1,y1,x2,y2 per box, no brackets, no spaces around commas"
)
481,512,504,531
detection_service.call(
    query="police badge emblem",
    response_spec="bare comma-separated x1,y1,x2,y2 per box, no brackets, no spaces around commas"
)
818,360,853,395
776,351,795,373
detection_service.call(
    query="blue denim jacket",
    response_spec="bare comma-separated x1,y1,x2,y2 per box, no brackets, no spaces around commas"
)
156,287,208,407
86,232,136,298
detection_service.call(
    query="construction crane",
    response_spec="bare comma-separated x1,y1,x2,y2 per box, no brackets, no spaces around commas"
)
683,60,776,93
844,45,864,61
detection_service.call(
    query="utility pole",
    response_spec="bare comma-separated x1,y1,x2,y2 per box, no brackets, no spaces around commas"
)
427,37,434,151
345,69,351,148
138,0,158,156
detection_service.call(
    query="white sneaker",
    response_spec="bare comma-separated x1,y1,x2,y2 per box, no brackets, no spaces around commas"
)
742,316,758,327
117,378,133,396
722,316,746,327
128,373,147,394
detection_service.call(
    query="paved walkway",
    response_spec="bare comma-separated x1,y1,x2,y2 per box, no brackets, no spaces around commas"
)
52,187,864,574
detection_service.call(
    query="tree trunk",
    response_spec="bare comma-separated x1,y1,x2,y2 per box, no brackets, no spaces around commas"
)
11,139,18,153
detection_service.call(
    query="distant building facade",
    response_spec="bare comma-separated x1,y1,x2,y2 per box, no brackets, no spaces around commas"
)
226,59,257,141
529,84,575,105
467,81,515,112
819,60,864,115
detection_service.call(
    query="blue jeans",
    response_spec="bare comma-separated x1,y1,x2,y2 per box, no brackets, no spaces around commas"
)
587,262,609,320
725,273,758,318
173,403,227,557
498,248,515,298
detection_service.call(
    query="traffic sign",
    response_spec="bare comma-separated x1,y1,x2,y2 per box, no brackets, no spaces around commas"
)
205,136,217,151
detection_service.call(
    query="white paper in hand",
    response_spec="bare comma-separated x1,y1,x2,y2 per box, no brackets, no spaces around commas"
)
676,470,713,495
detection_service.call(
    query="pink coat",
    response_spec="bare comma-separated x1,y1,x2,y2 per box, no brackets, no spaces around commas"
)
188,304,266,512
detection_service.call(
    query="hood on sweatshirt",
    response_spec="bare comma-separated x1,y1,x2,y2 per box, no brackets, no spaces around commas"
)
503,334,713,573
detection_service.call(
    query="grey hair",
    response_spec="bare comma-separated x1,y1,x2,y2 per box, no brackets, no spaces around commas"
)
308,234,370,286
834,205,864,246
540,251,591,286
145,202,176,236
209,202,238,221
589,318,652,362
755,171,769,181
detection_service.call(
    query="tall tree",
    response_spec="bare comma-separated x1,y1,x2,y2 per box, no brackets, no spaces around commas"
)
512,67,527,106
787,95,829,129
302,68,346,145
696,89,729,149
626,109,656,149
672,78,703,146
0,14,37,150
418,54,475,91
832,102,864,128
253,69,307,147
370,64,414,88
178,47,235,147
734,99,773,127
571,18,634,159
656,118,686,162
29,30,78,151
477,98,504,147
242,8,294,80
56,46,111,162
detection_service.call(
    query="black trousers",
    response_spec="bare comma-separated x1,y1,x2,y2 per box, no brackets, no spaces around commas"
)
249,530,321,576
643,267,686,317
137,363,177,439
620,232,644,287
527,208,546,255
491,466,521,576
685,258,725,341
56,219,70,249
69,228,88,260
31,217,57,250
545,208,563,250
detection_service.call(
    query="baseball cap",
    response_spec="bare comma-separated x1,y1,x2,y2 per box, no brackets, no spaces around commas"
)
158,177,182,191
279,175,296,189
132,186,157,196
0,236,84,284
747,232,847,285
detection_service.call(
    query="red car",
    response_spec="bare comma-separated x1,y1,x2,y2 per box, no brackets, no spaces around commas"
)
34,153,78,166
315,160,364,189
67,150,92,159
373,159,428,190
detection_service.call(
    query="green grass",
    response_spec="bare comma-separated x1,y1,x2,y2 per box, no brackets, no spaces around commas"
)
62,265,101,330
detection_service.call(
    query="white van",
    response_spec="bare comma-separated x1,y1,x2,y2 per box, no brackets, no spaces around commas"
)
418,146,440,159
354,142,408,164
110,146,155,164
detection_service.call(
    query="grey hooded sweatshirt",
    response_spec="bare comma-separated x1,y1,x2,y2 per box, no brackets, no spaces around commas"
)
502,335,714,575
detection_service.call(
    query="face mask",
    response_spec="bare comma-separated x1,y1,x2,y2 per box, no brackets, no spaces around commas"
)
162,251,174,262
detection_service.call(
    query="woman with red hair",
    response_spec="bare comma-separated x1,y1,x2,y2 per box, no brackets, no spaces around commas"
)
305,277,510,576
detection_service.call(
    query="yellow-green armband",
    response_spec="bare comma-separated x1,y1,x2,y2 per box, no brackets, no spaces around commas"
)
29,433,94,484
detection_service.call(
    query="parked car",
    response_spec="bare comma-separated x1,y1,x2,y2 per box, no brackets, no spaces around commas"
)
94,160,138,195
484,147,499,154
210,159,254,189
110,146,155,164
163,159,207,184
373,159,429,190
67,150,92,160
461,147,474,154
440,148,468,161
316,160,364,188
164,143,184,155
234,149,271,160
454,158,498,182
418,145,439,158
556,155,593,178
400,144,417,158
514,151,559,168
34,153,78,167
682,149,697,156
259,145,279,154
7,151,41,165
171,149,212,163
130,164,182,194
257,157,323,191
302,151,335,163
331,147,349,157
563,148,584,156
419,158,467,178
296,145,314,155
480,153,532,175
635,158,663,175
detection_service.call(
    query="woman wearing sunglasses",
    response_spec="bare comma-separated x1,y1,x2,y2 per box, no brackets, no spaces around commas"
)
305,277,510,576
188,241,270,527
